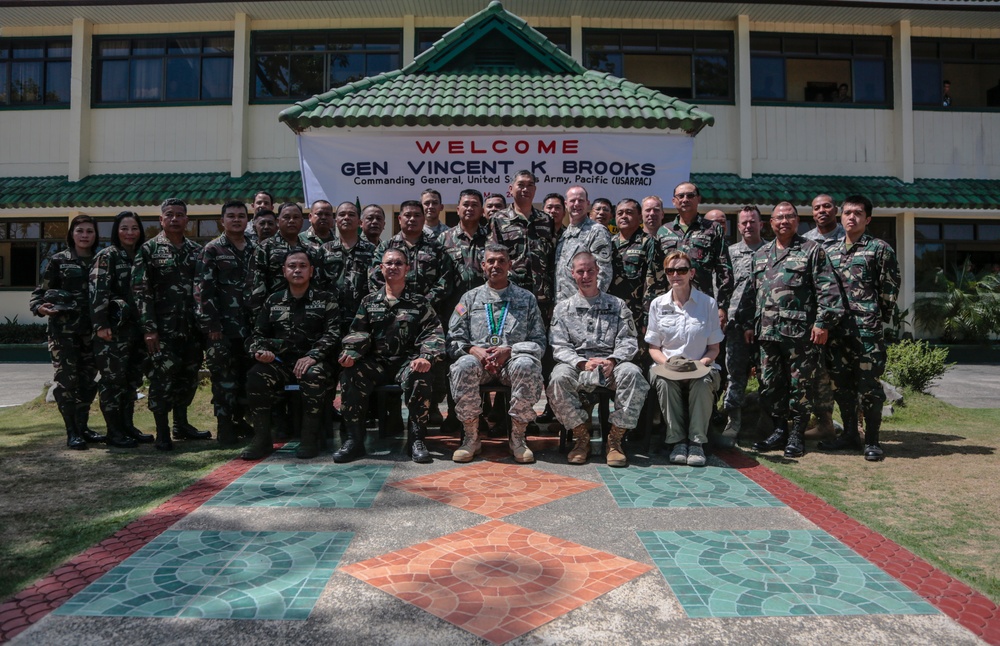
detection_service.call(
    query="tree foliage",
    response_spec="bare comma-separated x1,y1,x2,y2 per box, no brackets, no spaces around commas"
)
914,258,1000,344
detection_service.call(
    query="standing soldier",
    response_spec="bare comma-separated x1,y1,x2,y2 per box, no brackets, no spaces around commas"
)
324,201,376,335
361,204,386,246
737,202,844,458
195,200,255,446
448,244,547,463
340,249,445,464
242,250,341,460
300,199,337,246
422,188,449,237
818,195,900,461
249,202,326,310
133,198,210,450
804,194,846,246
609,197,665,349
554,186,613,303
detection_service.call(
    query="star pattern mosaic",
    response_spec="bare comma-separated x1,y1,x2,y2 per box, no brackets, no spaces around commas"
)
55,530,352,620
597,457,785,508
203,463,392,508
639,530,939,618
389,462,601,518
342,520,652,644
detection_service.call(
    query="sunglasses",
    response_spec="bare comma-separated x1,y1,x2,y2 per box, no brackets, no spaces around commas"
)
665,267,691,275
673,192,698,200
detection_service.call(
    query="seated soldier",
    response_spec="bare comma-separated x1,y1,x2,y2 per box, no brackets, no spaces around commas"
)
447,244,546,463
338,248,445,464
242,250,341,460
548,251,649,467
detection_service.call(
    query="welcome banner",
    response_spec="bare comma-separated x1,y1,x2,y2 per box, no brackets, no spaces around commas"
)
298,130,695,206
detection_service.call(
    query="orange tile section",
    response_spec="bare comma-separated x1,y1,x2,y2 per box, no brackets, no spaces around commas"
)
389,462,602,519
341,520,652,644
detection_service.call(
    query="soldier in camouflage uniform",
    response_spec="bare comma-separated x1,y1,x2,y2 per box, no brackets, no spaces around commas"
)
554,186,613,303
133,198,211,450
361,204,386,246
422,188,450,238
737,202,845,458
300,199,337,247
803,193,846,246
447,244,546,463
339,248,446,464
90,211,152,448
31,214,102,450
324,202,376,336
242,250,341,460
252,209,277,243
548,252,649,467
610,198,665,357
249,202,327,311
818,195,900,461
195,200,255,446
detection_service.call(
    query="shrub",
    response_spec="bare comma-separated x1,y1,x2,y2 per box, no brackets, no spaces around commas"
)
885,339,954,393
0,316,48,344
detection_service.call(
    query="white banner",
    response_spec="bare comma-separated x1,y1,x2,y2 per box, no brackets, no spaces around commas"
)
298,130,694,206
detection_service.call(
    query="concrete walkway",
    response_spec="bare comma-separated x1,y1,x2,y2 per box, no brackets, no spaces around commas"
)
0,363,51,407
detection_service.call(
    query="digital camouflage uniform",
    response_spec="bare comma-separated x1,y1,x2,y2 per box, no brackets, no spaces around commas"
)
340,287,445,427
371,232,455,316
447,282,546,423
803,222,847,415
736,235,845,425
658,215,733,312
249,235,327,311
194,234,255,418
323,235,376,336
554,217,613,302
487,205,556,323
246,286,341,418
610,228,665,335
547,292,649,430
803,224,846,247
90,245,143,417
132,232,203,415
722,239,764,411
425,221,450,238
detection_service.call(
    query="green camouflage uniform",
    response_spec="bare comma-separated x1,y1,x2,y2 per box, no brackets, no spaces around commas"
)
30,249,98,413
340,287,445,427
194,235,255,417
610,228,665,333
370,232,455,316
447,282,546,423
132,232,203,415
736,235,845,424
554,217,614,302
299,229,335,248
804,223,847,414
658,215,733,312
249,235,328,311
548,291,649,430
90,245,143,416
722,239,764,411
323,236,376,336
246,286,341,417
487,205,556,324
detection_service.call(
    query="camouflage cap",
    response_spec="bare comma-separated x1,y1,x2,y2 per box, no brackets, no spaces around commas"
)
42,289,78,313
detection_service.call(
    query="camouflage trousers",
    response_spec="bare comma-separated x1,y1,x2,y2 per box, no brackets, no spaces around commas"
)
722,328,757,411
245,359,334,417
450,354,543,423
827,335,887,412
758,338,822,423
547,361,649,430
93,330,145,414
146,333,202,414
205,335,253,417
49,332,98,410
650,366,721,444
341,357,433,427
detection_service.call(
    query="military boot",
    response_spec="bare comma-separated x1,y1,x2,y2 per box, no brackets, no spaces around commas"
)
753,417,788,452
509,419,534,463
452,419,481,463
296,414,322,459
240,409,274,460
784,416,806,458
232,403,254,439
216,415,241,447
77,406,106,443
333,423,366,463
153,411,173,451
567,423,590,465
61,405,87,450
805,410,837,441
408,419,432,464
123,398,154,443
606,425,628,468
862,406,885,462
104,409,138,448
817,406,862,451
714,408,741,448
172,407,211,440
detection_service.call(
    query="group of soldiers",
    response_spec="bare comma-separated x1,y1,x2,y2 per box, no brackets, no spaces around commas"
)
32,170,899,467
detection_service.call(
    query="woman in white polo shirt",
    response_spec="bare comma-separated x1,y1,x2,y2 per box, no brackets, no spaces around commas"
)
646,250,724,467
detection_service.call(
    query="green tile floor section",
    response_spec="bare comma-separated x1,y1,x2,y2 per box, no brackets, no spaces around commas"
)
638,530,939,618
203,464,392,508
55,531,353,620
597,456,785,508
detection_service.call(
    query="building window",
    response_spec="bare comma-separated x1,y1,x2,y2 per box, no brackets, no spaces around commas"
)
252,30,402,101
0,219,67,288
914,219,1000,292
912,39,1000,109
0,38,71,107
750,33,891,106
416,27,570,55
93,34,234,106
583,30,733,102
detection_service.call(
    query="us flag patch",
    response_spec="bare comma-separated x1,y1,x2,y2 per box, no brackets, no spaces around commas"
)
455,303,467,317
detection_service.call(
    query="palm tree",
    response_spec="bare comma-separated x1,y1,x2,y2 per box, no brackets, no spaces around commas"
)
914,258,1000,344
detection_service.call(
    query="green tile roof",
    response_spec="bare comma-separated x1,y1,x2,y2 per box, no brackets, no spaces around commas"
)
1,172,998,211
278,1,714,134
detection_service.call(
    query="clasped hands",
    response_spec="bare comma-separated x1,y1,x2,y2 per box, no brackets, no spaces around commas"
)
470,345,512,375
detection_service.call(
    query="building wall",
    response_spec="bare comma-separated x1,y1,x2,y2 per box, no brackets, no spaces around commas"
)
913,111,1000,180
0,290,33,325
691,105,738,173
247,105,300,173
0,110,70,177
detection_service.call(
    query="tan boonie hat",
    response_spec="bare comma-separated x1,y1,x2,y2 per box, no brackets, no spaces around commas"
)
652,355,711,381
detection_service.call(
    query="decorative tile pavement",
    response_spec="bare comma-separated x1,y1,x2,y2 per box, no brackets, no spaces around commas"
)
55,530,352,620
596,455,785,508
389,462,601,519
203,464,393,508
639,529,938,618
342,520,652,644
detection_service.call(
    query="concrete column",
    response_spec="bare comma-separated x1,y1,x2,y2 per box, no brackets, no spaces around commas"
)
735,15,752,179
893,20,914,183
230,12,251,178
69,18,93,182
403,15,415,65
898,211,916,335
571,16,583,65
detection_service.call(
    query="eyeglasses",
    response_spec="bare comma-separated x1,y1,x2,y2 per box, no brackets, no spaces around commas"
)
673,192,698,200
771,214,798,222
665,267,691,275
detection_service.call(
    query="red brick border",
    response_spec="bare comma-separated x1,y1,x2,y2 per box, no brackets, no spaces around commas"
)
719,448,1000,645
0,457,258,644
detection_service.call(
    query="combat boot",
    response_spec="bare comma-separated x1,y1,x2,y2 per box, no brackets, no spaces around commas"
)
296,414,322,459
408,419,432,464
104,409,138,448
805,410,837,441
753,417,788,452
77,406,106,443
123,398,153,443
509,419,534,463
232,403,254,439
172,407,211,440
567,423,590,465
333,423,366,463
153,411,173,451
714,408,741,448
452,419,481,462
817,406,862,451
216,415,241,447
606,425,628,468
784,416,806,458
240,409,274,460
862,406,885,462
61,405,87,450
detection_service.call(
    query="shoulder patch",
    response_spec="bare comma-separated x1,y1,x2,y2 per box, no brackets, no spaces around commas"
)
455,303,467,317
